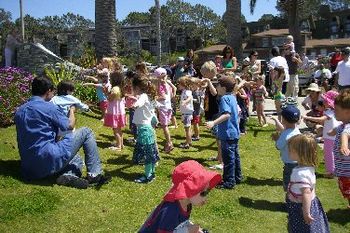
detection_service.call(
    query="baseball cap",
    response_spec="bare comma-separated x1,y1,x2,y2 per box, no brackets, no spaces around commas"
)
281,105,300,123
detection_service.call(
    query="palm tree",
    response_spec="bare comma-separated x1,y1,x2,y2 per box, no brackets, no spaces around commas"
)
225,0,242,59
155,0,161,65
95,0,117,60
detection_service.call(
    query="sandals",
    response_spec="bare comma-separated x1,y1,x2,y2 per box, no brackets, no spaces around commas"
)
164,144,174,153
179,143,191,149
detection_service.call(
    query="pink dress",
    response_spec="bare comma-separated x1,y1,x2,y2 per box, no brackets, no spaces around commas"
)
104,98,126,128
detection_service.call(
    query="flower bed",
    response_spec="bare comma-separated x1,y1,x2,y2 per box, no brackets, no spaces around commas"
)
0,67,34,127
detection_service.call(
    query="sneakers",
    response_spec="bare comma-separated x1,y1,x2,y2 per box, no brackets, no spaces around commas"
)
134,174,155,184
192,136,200,141
209,164,223,170
86,174,112,186
216,182,234,190
56,174,89,189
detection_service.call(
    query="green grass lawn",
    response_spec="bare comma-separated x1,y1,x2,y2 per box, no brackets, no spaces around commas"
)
0,111,349,232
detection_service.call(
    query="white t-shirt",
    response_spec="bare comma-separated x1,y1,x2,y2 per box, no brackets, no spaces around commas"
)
336,59,350,86
132,93,155,125
313,69,332,79
180,90,194,115
269,56,290,82
288,166,316,203
323,109,341,140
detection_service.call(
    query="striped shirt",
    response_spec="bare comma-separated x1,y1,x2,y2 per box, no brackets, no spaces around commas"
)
333,124,350,177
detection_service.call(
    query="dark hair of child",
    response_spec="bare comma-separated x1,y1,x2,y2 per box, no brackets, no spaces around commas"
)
335,89,350,109
57,80,75,96
132,74,157,100
218,76,235,92
273,66,285,77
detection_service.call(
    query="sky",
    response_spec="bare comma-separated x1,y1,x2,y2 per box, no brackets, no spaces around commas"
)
0,0,279,23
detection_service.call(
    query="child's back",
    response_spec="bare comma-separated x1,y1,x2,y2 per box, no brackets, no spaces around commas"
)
51,94,89,116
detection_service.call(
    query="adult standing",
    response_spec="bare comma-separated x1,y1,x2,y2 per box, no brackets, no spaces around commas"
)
247,50,261,80
221,45,237,73
284,46,302,98
4,29,21,67
334,47,350,90
184,49,196,77
269,46,289,94
15,76,110,189
330,49,342,72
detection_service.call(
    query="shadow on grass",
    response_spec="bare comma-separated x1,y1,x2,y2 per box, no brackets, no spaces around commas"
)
0,160,55,187
327,208,350,225
81,111,101,120
106,154,140,182
244,176,281,186
162,155,211,167
239,197,286,213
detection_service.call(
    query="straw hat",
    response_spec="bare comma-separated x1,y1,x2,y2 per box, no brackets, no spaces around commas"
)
306,83,321,92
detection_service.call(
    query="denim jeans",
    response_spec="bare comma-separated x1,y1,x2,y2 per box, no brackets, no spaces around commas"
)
60,127,102,177
283,163,298,191
221,139,242,188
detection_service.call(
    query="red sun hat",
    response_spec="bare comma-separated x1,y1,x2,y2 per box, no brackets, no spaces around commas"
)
321,90,339,109
163,160,222,202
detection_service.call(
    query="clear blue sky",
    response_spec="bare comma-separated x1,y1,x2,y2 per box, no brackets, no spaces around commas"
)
0,0,279,22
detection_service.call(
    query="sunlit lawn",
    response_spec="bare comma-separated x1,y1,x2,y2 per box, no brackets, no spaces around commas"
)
0,110,349,232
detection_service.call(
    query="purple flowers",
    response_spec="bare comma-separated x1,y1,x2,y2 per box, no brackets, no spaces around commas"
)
0,67,34,127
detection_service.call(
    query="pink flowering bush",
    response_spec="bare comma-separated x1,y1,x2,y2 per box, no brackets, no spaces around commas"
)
0,67,34,127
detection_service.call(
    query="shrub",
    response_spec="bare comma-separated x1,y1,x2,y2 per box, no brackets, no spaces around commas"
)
0,67,34,127
74,82,98,104
44,62,79,86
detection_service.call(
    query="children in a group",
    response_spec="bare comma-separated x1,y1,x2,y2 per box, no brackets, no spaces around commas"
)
252,76,268,127
303,90,341,178
178,76,194,149
131,75,159,183
271,105,300,192
154,67,176,153
139,160,221,232
205,76,242,189
287,134,330,232
50,80,89,136
333,89,350,208
104,85,126,151
83,71,111,120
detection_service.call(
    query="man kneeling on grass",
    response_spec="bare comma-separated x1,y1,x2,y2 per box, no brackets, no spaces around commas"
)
14,76,110,189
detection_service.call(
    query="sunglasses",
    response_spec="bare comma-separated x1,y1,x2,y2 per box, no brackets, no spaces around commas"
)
200,189,210,197
252,54,258,56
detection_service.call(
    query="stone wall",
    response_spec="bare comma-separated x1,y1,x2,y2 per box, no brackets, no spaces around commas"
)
17,43,64,74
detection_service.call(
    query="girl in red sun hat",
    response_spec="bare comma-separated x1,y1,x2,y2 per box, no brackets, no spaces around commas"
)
139,160,222,233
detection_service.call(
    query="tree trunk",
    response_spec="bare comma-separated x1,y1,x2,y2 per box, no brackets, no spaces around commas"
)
288,0,302,53
95,0,117,60
226,0,242,59
155,0,161,66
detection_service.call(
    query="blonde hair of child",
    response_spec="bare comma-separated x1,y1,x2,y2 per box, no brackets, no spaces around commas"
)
335,89,350,109
287,35,294,41
101,57,122,72
200,61,217,78
109,86,122,101
177,76,194,89
288,134,318,167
